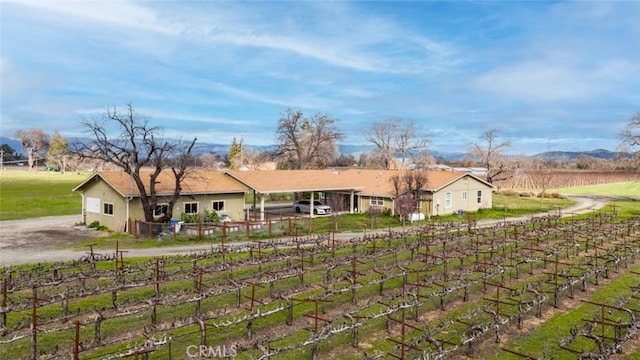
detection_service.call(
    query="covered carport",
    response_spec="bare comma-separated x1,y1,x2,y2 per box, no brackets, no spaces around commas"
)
224,170,363,220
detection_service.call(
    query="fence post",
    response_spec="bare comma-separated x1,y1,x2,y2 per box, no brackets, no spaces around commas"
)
1,278,7,329
222,224,227,242
73,320,80,360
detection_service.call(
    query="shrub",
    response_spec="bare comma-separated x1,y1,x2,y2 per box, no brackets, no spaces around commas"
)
499,189,520,196
180,213,199,223
204,210,220,223
87,221,108,231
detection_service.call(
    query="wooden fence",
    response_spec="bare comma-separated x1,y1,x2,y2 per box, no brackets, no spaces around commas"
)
133,212,312,242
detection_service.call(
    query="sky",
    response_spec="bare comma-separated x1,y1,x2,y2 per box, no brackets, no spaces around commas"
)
1,1,639,156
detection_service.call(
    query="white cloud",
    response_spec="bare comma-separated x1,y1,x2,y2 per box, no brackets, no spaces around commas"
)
10,0,174,34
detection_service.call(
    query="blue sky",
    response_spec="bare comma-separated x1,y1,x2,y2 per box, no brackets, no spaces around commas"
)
1,1,639,155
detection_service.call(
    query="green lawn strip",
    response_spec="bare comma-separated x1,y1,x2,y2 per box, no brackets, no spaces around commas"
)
550,181,640,197
607,199,640,219
489,264,640,360
0,171,88,220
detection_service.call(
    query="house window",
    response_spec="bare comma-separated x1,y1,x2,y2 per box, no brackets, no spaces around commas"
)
212,200,225,212
370,197,384,206
477,190,483,204
184,202,198,214
103,202,114,215
462,191,468,201
154,204,169,217
445,192,452,208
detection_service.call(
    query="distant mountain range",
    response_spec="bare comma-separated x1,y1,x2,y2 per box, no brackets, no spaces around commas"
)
1,137,21,153
528,149,623,162
0,136,627,163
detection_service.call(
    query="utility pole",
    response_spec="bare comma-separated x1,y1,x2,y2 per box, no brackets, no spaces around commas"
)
0,149,4,170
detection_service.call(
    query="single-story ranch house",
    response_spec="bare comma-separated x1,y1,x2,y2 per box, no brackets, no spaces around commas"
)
73,168,493,231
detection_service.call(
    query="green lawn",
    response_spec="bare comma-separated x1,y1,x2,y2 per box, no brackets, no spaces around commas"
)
550,181,639,197
0,170,89,220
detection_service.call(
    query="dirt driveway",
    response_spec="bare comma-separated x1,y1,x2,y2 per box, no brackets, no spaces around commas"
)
0,215,108,265
0,195,613,266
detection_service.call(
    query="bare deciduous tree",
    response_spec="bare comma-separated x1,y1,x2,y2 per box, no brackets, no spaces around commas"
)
74,104,197,223
467,128,513,184
368,121,395,169
197,153,222,169
366,118,429,169
15,128,49,171
242,149,271,170
276,108,344,169
621,112,640,165
530,167,553,201
390,171,429,224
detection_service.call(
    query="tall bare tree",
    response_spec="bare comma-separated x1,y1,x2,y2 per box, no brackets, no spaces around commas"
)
276,108,344,169
621,112,640,165
368,121,395,169
366,118,429,169
467,128,512,184
74,104,197,223
15,128,49,171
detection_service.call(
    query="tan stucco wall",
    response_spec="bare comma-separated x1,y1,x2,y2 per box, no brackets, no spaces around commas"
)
430,175,492,216
79,177,248,231
358,176,492,217
80,179,128,231
125,193,246,222
358,196,392,214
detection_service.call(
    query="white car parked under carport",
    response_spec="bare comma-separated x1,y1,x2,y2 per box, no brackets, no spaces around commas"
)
293,200,331,215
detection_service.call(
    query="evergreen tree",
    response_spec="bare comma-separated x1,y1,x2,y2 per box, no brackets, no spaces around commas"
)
227,137,243,170
0,144,18,162
46,131,69,172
